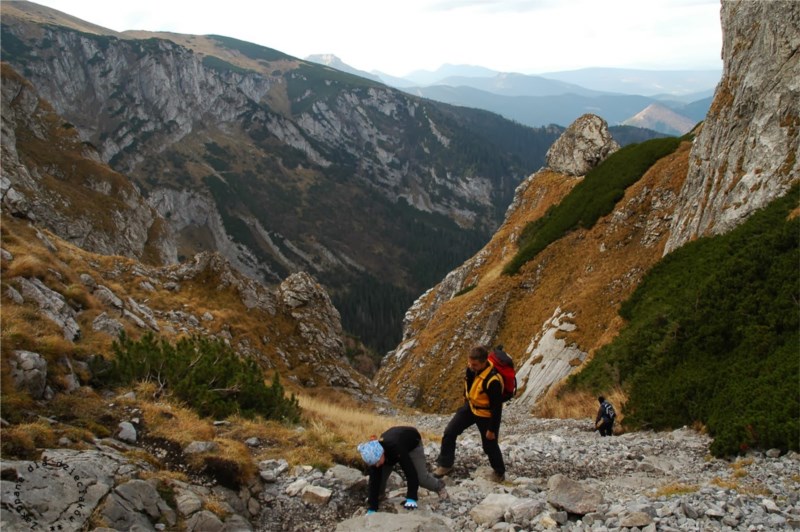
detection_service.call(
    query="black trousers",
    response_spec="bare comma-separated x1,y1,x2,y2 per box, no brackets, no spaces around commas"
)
598,418,614,436
436,404,505,475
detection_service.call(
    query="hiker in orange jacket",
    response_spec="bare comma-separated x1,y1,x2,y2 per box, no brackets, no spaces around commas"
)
434,345,506,482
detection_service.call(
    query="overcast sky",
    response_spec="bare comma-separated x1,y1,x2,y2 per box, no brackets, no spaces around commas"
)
30,0,724,77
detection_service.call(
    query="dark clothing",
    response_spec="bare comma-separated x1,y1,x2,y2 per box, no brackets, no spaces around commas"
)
437,404,505,475
436,364,505,475
595,401,615,437
366,426,442,511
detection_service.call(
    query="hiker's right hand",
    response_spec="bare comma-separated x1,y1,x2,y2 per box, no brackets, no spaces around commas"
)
486,430,496,440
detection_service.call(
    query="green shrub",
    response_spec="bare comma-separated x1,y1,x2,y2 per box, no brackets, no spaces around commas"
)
504,136,683,275
96,332,300,423
565,185,800,456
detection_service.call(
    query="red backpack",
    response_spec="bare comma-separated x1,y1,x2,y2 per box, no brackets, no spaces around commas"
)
488,348,517,402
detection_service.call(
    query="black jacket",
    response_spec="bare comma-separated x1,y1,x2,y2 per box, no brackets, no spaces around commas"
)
366,426,422,511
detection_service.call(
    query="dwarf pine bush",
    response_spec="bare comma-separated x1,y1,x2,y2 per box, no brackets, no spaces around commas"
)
504,136,683,275
566,185,799,456
95,332,300,423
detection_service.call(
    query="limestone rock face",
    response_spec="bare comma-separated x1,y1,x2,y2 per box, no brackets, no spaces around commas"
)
545,114,620,176
665,0,800,252
0,65,171,263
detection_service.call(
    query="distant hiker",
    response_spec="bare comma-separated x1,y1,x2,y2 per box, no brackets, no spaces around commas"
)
595,396,616,436
357,426,447,514
434,345,506,482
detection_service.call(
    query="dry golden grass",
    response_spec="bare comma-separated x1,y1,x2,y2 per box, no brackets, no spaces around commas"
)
139,469,190,484
711,477,740,490
137,398,216,446
123,449,164,469
1,304,47,352
654,482,699,497
534,382,627,428
215,438,257,482
3,253,51,280
730,456,753,478
299,394,396,440
204,495,231,519
32,332,77,361
59,426,96,447
0,420,58,459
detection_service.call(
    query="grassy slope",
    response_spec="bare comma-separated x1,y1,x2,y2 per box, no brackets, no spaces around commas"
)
564,185,800,456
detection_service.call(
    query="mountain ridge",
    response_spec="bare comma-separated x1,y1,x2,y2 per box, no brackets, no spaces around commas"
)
0,1,564,352
303,56,716,133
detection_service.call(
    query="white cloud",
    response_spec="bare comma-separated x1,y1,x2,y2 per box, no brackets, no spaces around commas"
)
27,0,723,76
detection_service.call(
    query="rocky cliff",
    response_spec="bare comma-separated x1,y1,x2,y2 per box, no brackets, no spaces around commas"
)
0,63,170,263
378,0,799,412
665,0,799,252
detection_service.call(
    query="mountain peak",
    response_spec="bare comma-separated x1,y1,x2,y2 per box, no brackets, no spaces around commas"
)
304,54,381,82
622,103,696,135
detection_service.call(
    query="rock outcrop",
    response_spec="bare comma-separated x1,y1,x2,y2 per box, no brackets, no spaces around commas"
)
545,113,620,176
665,0,800,252
0,216,376,401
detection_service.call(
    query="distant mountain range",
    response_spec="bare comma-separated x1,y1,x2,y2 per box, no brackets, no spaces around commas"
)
305,57,720,135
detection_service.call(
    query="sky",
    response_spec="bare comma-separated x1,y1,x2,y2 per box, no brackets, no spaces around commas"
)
29,0,724,77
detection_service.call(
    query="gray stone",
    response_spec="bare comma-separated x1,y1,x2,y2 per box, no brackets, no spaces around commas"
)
470,493,521,526
175,489,204,516
117,422,137,443
185,509,224,532
285,479,308,496
184,441,219,454
335,511,454,531
94,285,123,309
14,277,80,340
507,498,546,522
325,464,366,490
620,511,653,527
0,449,141,531
6,285,23,304
79,273,97,289
9,350,48,399
546,474,603,515
101,478,170,530
92,312,125,337
665,0,800,252
301,485,332,505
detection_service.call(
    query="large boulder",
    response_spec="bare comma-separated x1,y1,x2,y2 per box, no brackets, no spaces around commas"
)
545,114,620,176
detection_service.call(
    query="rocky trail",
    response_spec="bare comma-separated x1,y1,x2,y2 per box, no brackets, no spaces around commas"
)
2,406,798,531
266,406,800,531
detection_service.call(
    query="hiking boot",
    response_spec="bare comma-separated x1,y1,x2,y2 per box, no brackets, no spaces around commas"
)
489,471,505,483
433,466,452,477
